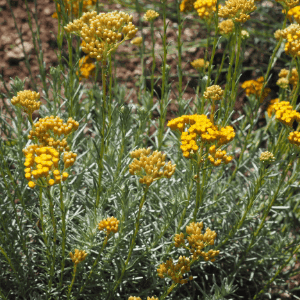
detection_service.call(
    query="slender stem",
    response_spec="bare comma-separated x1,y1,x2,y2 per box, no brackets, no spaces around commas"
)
110,186,149,297
47,187,57,292
59,183,66,288
95,64,107,209
158,0,168,150
67,264,78,300
176,0,183,115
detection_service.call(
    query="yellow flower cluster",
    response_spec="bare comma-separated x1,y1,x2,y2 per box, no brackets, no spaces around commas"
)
185,222,219,261
128,297,158,300
52,0,97,19
288,131,300,146
76,55,96,81
129,148,176,186
69,249,88,265
277,68,298,89
131,36,143,46
266,98,279,117
273,101,300,127
260,151,275,163
241,30,250,39
218,0,257,23
194,0,217,19
143,10,159,21
287,6,300,23
276,24,300,57
191,58,209,71
23,146,74,188
168,114,235,159
11,90,41,116
241,76,271,102
158,222,219,285
157,256,192,284
98,216,120,235
64,11,138,62
218,19,234,35
203,85,224,101
208,144,233,166
180,0,196,12
28,116,79,152
276,0,299,8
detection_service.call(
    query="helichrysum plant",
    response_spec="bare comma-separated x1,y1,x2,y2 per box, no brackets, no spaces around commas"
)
2,0,300,299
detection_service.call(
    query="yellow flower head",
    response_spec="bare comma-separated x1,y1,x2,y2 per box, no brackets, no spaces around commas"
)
180,0,196,12
76,55,96,81
131,36,143,47
260,151,275,163
241,30,250,39
241,76,270,102
23,145,76,188
194,0,217,19
287,5,300,22
167,114,235,160
288,131,300,147
69,249,88,265
218,0,257,23
28,115,79,152
98,216,120,235
277,24,300,57
266,98,279,117
218,19,234,35
143,10,159,21
52,0,97,19
277,68,298,89
191,58,209,71
11,90,41,115
273,101,300,127
64,11,138,62
129,148,176,186
203,85,224,101
276,0,299,9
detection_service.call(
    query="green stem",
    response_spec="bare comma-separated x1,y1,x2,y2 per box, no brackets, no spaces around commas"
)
110,186,149,298
95,64,107,209
158,0,168,150
67,264,78,300
47,187,57,292
176,0,183,115
59,183,67,288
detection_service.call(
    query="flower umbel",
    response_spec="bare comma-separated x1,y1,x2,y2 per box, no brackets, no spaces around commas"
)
191,58,209,71
69,249,88,265
260,151,275,163
218,0,257,22
143,10,159,21
11,90,41,116
64,11,138,63
98,216,120,235
241,76,271,102
129,148,176,186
